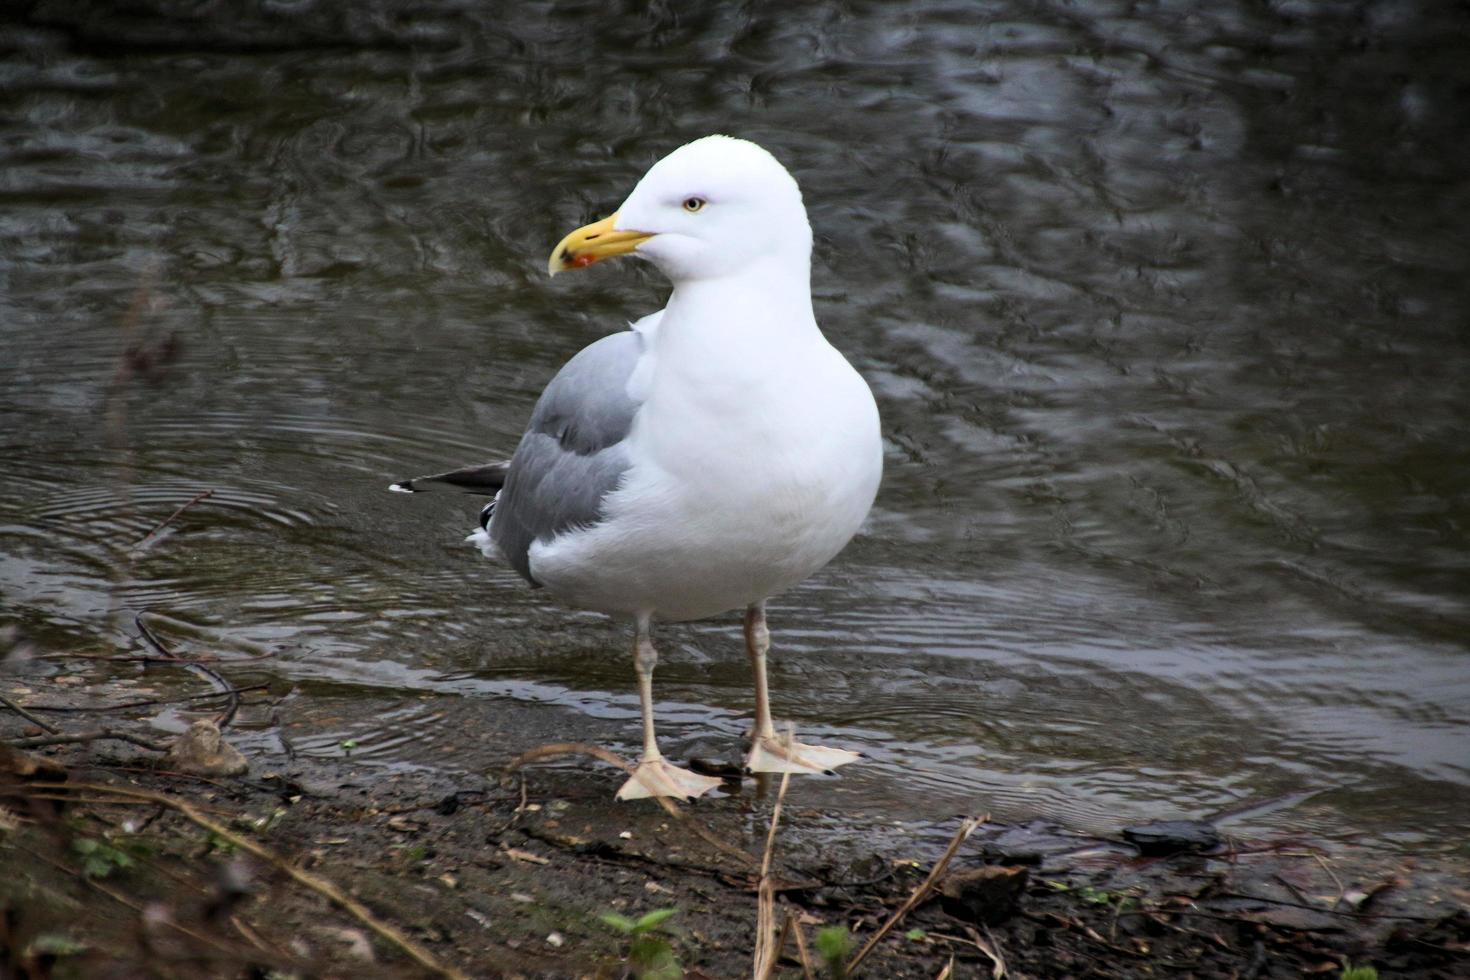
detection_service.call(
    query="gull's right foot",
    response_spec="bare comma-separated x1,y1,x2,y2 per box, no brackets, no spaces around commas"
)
616,757,724,801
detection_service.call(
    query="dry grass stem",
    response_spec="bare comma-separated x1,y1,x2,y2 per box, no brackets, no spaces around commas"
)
1312,852,1347,908
845,814,985,976
790,910,817,980
752,770,792,980
968,925,1008,979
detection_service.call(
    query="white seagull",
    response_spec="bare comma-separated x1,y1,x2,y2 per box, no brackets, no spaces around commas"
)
393,136,883,801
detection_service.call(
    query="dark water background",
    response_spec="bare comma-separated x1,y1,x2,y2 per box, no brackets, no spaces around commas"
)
3,1,1468,858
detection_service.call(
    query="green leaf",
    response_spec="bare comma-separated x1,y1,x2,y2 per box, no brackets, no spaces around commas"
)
635,908,678,932
599,912,638,933
904,928,926,942
1340,966,1379,980
72,838,99,855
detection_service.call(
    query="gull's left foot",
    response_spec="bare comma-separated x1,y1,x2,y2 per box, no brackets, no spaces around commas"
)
746,734,862,775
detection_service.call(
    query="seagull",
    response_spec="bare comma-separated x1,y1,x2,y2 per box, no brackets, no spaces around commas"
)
392,136,883,801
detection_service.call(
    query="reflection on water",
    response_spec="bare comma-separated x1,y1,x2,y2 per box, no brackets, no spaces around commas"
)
2,1,1468,855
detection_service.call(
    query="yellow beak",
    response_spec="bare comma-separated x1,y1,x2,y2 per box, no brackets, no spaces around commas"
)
547,212,654,276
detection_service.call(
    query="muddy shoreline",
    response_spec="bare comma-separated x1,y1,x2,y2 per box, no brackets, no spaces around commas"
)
4,659,1468,978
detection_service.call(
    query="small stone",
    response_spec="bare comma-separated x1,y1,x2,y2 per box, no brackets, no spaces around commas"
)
546,932,564,948
939,865,1029,925
1121,820,1221,856
163,720,248,777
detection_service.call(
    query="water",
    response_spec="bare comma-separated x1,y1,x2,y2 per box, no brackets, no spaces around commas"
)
3,1,1468,857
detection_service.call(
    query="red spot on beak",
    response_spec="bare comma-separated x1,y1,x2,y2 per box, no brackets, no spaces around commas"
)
571,254,596,268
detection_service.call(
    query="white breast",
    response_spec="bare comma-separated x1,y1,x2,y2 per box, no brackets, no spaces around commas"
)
529,328,882,622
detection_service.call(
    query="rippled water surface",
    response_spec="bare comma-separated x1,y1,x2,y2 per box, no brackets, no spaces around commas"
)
3,0,1468,855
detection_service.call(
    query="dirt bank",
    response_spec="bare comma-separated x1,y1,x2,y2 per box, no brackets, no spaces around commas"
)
3,663,1468,978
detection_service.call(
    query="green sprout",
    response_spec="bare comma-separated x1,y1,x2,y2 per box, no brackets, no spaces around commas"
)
72,837,135,879
814,925,852,979
600,907,681,980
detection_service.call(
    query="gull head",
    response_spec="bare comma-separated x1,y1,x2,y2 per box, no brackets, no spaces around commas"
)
548,135,812,283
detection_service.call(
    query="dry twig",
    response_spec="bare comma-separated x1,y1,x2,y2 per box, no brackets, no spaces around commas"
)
0,693,58,733
846,815,984,976
18,684,267,715
4,729,168,752
135,613,243,728
133,489,214,550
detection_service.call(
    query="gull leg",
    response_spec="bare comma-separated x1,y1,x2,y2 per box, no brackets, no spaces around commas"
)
744,602,862,775
616,615,723,802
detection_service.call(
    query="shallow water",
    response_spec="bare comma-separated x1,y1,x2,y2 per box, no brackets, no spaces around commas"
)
2,1,1468,855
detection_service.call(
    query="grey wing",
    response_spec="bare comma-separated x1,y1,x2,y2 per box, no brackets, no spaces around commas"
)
490,329,645,585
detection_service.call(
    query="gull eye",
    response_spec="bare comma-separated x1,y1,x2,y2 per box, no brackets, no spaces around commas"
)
682,197,706,213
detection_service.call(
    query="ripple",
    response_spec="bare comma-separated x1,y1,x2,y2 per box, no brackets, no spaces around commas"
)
2,0,1469,859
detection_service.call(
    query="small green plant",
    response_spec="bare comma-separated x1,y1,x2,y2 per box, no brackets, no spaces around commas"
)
600,907,681,979
27,934,85,958
1044,879,1135,910
904,927,926,942
1340,965,1379,980
71,837,134,879
814,925,852,979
